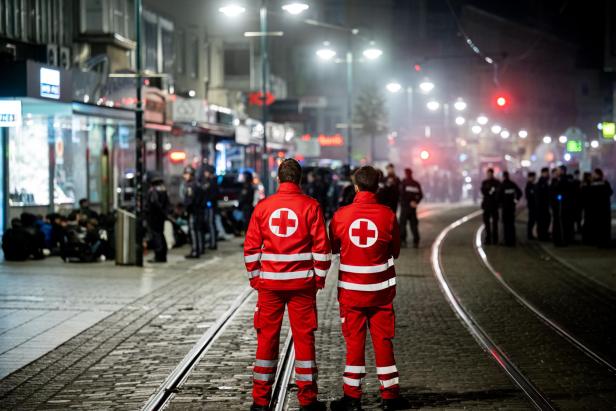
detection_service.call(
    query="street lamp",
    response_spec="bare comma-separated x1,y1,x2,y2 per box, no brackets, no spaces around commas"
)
491,124,502,134
453,98,467,111
543,135,552,144
455,116,465,126
518,129,528,139
219,4,246,16
419,79,435,94
477,115,488,125
386,82,402,93
558,135,568,144
591,140,599,148
281,2,309,14
500,130,510,139
362,42,383,60
471,125,482,134
316,43,336,60
426,100,440,111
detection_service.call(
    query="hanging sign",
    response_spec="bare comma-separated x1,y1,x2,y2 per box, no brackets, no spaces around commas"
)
0,100,22,127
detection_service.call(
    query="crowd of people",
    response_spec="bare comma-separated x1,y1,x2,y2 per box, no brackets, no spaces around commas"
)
481,165,613,247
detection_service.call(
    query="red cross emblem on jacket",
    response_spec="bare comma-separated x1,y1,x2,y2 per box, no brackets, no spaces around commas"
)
269,208,298,237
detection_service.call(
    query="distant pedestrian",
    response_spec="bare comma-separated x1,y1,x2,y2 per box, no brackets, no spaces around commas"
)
589,168,613,247
572,170,583,234
581,172,593,244
380,163,401,214
239,171,256,234
525,171,537,240
182,166,204,258
549,167,567,247
201,165,219,250
499,171,522,246
536,167,551,241
481,168,501,245
399,168,423,248
145,174,170,263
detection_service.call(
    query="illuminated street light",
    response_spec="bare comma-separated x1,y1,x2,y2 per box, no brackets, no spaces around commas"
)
281,2,309,14
590,140,600,148
558,135,568,144
597,122,603,130
453,98,467,111
521,160,531,167
518,129,528,139
420,150,430,160
219,4,246,16
500,130,510,139
455,116,466,126
316,43,336,60
471,125,482,134
477,115,488,125
491,124,502,134
564,153,572,161
543,135,552,144
426,100,440,111
386,82,402,93
363,42,383,60
419,79,435,94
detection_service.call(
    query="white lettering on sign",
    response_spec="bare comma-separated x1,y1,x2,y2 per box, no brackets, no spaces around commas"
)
0,100,22,127
40,68,61,99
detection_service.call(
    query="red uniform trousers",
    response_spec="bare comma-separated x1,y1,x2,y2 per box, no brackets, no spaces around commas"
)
253,288,318,407
340,303,399,400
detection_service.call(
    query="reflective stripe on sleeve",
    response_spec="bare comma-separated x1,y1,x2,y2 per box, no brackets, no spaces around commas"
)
247,270,260,279
244,253,262,263
339,257,394,274
296,373,314,382
380,377,399,388
260,270,314,280
253,372,274,381
260,253,312,262
338,277,396,291
343,376,361,387
255,359,277,367
314,268,328,278
345,365,366,374
295,360,316,368
376,365,397,374
312,252,332,261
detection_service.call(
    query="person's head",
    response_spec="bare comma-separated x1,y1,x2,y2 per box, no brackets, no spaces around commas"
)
503,171,510,181
11,218,22,228
404,168,413,179
203,165,215,179
541,167,550,178
574,169,580,178
527,171,536,182
583,171,592,183
277,158,302,185
306,171,315,183
353,166,380,193
559,165,567,175
243,171,254,184
592,168,604,181
79,198,89,209
385,163,395,176
486,168,494,179
183,166,195,182
552,167,561,178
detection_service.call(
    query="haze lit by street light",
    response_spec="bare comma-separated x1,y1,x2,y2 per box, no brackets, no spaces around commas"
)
281,2,309,15
426,100,440,111
219,4,246,17
386,82,402,93
316,45,336,61
419,79,435,94
363,43,383,60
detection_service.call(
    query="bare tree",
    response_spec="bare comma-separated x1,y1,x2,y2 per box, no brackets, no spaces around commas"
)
354,84,387,162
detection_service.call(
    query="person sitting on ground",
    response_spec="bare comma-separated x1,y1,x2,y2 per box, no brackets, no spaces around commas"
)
2,218,31,261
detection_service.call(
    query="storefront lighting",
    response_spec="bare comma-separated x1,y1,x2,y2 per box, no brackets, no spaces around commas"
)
558,135,568,144
169,150,187,163
590,140,599,148
543,135,552,144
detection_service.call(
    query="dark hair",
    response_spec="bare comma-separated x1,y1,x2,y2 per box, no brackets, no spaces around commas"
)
594,168,604,178
353,166,380,193
528,171,536,177
541,167,549,173
278,158,302,184
503,171,510,179
486,168,494,174
79,198,88,207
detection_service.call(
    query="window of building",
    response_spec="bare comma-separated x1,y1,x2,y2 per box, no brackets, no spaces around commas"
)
187,33,199,79
176,29,185,75
160,17,174,75
143,10,158,72
224,43,250,76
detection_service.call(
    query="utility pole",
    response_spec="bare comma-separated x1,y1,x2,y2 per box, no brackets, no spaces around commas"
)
260,0,269,194
346,43,354,166
134,0,144,266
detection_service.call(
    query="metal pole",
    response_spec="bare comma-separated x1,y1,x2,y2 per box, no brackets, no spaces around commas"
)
346,49,353,166
260,0,269,194
135,0,144,266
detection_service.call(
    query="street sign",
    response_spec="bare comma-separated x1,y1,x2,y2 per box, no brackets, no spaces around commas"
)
0,100,21,127
566,140,583,152
248,91,275,106
602,122,615,139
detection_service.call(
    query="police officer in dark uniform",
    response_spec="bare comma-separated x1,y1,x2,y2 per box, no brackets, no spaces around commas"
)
536,167,551,241
145,173,170,263
201,165,219,250
481,168,501,245
499,171,522,246
183,166,204,258
550,167,567,246
589,168,613,248
380,163,401,213
524,171,537,240
399,168,423,248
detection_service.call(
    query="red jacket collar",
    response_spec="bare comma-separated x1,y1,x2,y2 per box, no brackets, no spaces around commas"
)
353,191,378,204
278,182,303,194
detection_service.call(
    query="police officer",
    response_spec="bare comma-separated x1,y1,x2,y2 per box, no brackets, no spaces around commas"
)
329,166,406,411
399,168,423,248
145,173,170,263
499,171,522,246
589,168,613,247
550,167,566,246
244,159,330,411
201,165,218,250
182,166,204,258
536,167,551,241
481,168,501,245
380,163,401,214
525,171,537,240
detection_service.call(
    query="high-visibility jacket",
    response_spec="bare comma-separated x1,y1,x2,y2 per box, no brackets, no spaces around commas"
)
244,182,332,290
330,191,400,307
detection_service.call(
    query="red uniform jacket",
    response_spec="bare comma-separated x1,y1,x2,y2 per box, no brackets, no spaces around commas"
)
330,191,400,307
243,182,332,291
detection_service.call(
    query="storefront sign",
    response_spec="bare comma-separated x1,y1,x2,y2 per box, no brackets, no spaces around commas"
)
0,100,22,127
566,140,583,152
301,133,345,147
40,68,61,99
602,122,615,139
235,124,252,145
172,97,208,123
296,137,321,158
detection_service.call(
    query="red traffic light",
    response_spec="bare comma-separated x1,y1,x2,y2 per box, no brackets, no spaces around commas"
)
419,150,430,160
496,96,507,107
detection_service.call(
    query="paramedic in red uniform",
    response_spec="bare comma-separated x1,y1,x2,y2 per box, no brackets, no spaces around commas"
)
244,159,331,411
329,166,407,411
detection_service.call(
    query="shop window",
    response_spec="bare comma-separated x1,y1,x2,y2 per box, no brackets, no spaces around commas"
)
160,17,174,75
8,117,50,206
55,123,88,206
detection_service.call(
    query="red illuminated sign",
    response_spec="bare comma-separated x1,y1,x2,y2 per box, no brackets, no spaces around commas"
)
248,91,276,106
169,150,187,163
301,133,345,147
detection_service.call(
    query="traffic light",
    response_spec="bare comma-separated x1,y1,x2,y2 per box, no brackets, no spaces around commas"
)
419,149,430,161
492,91,510,110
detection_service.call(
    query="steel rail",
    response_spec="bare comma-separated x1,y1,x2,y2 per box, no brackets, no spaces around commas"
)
270,332,295,411
431,210,555,410
142,286,254,411
475,225,616,374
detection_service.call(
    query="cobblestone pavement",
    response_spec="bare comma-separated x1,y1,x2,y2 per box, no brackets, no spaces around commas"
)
442,214,616,409
0,241,250,410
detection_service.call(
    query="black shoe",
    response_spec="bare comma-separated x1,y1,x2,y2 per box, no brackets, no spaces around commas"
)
300,400,327,411
185,254,200,259
250,404,269,411
330,396,362,411
381,397,410,410
147,259,167,263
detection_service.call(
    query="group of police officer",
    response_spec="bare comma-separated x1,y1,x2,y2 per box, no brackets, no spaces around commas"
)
481,165,613,247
